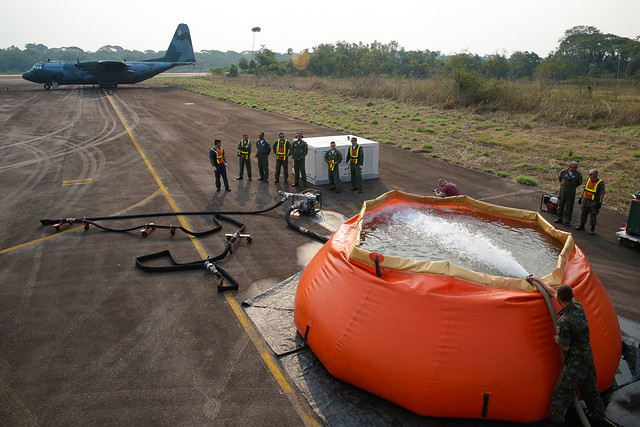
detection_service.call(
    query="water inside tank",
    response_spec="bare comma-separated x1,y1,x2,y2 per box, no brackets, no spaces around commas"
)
360,204,563,279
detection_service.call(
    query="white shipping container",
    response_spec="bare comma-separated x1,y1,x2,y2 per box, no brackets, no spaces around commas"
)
300,135,379,185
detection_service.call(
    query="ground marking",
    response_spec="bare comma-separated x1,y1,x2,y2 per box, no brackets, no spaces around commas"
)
62,178,93,186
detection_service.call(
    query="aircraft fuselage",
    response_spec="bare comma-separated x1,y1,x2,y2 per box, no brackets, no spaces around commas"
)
22,61,179,88
22,23,196,90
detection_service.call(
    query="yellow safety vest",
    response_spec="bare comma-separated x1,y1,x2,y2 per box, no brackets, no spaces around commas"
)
350,145,360,164
276,140,288,160
239,140,250,159
582,179,602,200
212,147,224,164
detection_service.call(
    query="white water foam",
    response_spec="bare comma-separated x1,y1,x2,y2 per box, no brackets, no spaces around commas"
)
391,208,530,278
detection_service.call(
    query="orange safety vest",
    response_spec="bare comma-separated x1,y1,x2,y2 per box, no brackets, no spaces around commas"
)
350,145,360,164
582,178,602,200
212,147,224,164
276,140,288,161
239,140,250,159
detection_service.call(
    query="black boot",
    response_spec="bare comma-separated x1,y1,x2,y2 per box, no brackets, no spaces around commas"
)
575,224,585,230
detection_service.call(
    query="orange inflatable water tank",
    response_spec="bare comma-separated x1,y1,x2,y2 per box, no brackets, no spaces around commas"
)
294,190,621,422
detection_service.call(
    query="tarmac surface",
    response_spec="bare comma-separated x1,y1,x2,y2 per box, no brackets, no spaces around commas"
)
1,78,639,426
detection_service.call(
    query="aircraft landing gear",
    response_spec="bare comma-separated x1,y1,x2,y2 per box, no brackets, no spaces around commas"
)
44,83,51,90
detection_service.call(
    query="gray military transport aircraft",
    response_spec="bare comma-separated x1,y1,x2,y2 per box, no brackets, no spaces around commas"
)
22,24,195,90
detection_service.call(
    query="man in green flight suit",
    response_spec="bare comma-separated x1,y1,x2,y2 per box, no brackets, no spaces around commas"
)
273,132,290,183
348,137,364,194
291,132,308,187
237,133,252,180
554,161,582,227
324,141,343,193
255,132,271,182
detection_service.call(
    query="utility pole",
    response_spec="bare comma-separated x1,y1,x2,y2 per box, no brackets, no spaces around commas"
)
251,27,261,60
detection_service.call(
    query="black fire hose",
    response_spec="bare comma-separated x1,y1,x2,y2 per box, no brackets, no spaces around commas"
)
47,215,226,237
39,197,288,227
135,219,246,292
134,251,238,291
284,206,329,244
136,220,245,273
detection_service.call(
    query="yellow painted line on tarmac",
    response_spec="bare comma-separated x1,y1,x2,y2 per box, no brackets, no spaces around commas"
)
0,189,162,255
113,188,162,215
0,226,80,255
103,91,319,426
62,178,93,186
103,92,207,258
226,296,292,393
226,295,320,426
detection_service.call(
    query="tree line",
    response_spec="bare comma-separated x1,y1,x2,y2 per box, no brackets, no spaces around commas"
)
231,26,640,81
2,26,639,82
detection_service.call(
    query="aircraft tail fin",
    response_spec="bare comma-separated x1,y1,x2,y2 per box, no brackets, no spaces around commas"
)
145,24,195,64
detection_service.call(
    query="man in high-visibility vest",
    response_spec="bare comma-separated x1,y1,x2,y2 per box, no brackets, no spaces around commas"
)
324,141,343,193
348,137,364,194
236,134,252,180
272,132,290,184
575,169,605,235
209,139,231,192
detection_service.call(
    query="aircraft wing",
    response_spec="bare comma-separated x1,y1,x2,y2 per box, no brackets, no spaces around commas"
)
76,60,131,71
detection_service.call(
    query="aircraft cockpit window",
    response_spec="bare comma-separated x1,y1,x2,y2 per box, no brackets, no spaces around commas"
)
32,63,44,70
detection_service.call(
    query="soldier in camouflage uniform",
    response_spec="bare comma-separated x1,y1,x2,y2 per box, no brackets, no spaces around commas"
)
550,284,605,426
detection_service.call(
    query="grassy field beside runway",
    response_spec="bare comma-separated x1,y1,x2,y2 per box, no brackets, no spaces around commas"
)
154,75,640,213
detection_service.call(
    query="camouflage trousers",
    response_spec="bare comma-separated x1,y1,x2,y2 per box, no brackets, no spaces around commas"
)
580,198,600,228
550,363,604,423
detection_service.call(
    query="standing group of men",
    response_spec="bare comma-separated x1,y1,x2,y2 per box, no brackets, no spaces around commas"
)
209,133,366,194
554,161,606,235
324,137,364,194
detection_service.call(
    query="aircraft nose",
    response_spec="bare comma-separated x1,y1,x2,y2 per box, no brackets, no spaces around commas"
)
22,71,32,81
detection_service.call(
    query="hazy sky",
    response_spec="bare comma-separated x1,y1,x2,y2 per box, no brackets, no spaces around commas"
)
2,0,638,57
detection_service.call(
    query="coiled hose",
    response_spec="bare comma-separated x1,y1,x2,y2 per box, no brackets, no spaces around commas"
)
284,205,329,244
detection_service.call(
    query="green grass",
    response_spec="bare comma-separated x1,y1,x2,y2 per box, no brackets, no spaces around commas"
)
516,176,538,186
